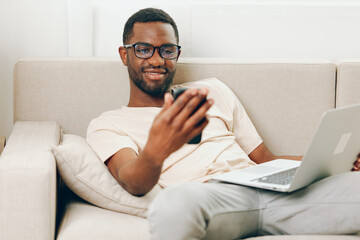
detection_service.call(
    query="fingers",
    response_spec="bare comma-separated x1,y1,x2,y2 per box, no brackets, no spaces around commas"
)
161,88,210,120
160,88,198,119
352,156,360,171
183,97,213,131
163,92,174,110
172,88,210,126
157,87,213,144
183,118,209,143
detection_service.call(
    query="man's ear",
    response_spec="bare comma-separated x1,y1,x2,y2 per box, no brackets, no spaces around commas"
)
119,46,128,66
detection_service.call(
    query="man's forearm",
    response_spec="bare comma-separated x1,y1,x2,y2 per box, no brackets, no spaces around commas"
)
249,143,302,164
115,148,165,196
261,153,302,164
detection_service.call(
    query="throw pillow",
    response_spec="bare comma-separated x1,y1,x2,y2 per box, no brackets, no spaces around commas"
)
52,134,161,217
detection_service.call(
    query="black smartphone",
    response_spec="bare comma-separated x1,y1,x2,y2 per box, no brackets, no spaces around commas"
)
171,87,206,144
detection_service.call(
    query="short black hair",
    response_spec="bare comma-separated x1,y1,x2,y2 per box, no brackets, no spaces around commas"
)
123,8,179,45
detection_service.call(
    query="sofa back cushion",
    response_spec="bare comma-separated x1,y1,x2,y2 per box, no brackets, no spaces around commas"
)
14,58,129,138
14,58,335,155
336,61,360,107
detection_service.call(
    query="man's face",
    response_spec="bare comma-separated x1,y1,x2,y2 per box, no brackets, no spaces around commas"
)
120,22,180,97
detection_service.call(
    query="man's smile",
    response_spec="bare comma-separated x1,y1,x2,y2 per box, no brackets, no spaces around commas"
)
143,68,167,80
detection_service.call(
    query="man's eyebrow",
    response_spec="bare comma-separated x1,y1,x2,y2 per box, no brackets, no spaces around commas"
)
131,42,178,46
124,42,147,45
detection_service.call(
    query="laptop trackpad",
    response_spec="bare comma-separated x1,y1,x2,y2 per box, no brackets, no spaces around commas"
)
239,166,282,175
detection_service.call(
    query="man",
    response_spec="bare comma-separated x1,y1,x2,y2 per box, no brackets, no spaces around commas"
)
87,8,360,240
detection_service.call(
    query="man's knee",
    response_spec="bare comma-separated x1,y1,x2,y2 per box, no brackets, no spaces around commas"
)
148,182,206,221
147,182,208,239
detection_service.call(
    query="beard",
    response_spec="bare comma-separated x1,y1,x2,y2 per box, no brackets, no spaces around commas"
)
127,64,176,97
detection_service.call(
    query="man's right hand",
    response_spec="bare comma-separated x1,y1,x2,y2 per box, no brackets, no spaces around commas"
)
352,153,360,172
144,88,213,165
106,88,213,196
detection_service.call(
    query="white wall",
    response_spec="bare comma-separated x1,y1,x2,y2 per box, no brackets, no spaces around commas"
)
191,2,360,59
1,0,360,137
0,0,68,137
91,0,360,59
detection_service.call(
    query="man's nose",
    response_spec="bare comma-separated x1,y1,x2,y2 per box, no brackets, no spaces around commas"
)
147,48,165,66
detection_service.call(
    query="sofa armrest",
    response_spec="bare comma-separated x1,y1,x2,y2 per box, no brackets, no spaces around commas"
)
0,121,61,240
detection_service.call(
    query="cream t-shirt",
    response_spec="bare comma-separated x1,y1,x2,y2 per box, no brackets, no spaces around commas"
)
87,78,262,188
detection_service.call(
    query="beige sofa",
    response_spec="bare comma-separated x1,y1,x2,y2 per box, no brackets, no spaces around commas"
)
1,58,360,240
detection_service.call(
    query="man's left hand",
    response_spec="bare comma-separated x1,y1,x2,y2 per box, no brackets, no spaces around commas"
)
352,153,360,171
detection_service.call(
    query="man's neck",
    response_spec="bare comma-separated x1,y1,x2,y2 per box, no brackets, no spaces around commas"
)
128,86,165,108
127,95,164,108
127,79,170,107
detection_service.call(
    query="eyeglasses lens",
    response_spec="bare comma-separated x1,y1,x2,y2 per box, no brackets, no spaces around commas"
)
160,45,178,59
134,44,153,59
134,44,178,60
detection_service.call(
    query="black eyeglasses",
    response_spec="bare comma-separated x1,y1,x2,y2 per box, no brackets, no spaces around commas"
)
124,43,181,60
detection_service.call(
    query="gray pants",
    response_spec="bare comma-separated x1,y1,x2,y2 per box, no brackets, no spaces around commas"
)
147,172,360,240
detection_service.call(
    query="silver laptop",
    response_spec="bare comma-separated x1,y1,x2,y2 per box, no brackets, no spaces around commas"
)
212,103,360,192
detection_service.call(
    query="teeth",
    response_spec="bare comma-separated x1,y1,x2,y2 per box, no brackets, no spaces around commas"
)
146,72,162,75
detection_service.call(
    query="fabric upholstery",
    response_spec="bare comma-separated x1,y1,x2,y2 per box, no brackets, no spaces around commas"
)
57,195,150,240
14,58,335,156
0,136,5,155
246,235,360,240
175,60,336,156
14,58,130,138
11,58,358,240
0,121,61,240
52,134,161,217
336,61,360,107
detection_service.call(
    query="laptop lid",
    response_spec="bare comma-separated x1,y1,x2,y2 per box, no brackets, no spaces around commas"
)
212,103,360,192
288,102,360,191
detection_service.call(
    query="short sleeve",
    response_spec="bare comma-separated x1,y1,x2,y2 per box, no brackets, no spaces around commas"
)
86,117,139,163
210,79,263,154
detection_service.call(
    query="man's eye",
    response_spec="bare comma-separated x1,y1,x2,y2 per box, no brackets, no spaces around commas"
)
162,47,177,55
136,48,151,54
164,49,175,54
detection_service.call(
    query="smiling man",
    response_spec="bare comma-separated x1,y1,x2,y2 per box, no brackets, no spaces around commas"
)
121,21,179,102
87,8,360,240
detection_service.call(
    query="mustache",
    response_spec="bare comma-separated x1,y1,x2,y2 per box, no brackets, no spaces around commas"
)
141,66,167,72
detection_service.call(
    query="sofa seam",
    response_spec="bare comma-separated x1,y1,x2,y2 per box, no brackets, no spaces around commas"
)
335,62,342,108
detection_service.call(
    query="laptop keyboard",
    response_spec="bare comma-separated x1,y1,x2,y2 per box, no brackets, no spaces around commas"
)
251,167,299,185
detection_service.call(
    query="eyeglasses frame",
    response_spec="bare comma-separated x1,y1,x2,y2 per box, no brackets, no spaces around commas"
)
123,42,181,60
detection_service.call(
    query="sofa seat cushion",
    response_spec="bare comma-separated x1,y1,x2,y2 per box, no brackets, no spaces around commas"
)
56,197,359,240
246,235,360,240
57,197,150,240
